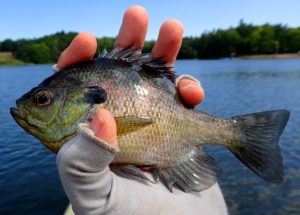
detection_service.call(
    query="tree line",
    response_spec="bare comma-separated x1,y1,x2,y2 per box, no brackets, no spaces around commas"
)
0,21,299,63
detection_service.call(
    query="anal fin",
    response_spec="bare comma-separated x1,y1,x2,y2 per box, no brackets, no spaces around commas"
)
156,148,221,192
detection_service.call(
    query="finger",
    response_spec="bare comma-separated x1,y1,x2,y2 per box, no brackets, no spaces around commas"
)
90,108,117,147
57,32,97,69
115,6,148,48
177,79,205,106
151,19,184,65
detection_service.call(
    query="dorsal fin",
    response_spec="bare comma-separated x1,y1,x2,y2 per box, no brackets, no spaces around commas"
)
99,46,108,57
101,46,175,82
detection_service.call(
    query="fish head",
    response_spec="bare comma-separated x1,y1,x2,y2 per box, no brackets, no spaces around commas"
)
10,84,107,153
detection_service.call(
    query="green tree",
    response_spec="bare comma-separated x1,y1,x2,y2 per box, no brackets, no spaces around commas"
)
178,37,197,59
30,43,51,63
0,39,16,52
1,23,300,62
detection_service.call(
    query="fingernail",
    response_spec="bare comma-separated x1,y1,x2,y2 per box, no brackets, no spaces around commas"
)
52,64,61,73
192,79,202,89
182,84,201,92
184,82,204,92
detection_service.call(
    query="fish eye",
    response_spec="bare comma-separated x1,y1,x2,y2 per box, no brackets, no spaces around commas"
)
34,90,54,107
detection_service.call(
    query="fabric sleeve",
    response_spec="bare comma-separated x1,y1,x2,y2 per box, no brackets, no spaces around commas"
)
57,123,228,215
57,123,118,215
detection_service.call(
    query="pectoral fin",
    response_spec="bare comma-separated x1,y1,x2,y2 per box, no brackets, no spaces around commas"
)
115,116,154,135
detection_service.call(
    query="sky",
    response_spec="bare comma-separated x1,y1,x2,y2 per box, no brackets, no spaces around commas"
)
0,0,299,41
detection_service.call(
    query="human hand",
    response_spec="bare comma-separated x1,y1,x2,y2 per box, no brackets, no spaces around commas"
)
56,6,205,143
56,6,227,215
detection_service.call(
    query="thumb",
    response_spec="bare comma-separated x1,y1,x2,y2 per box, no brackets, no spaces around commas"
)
177,78,205,106
90,108,118,147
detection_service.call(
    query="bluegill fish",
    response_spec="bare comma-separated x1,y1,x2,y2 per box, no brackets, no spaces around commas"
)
10,47,290,192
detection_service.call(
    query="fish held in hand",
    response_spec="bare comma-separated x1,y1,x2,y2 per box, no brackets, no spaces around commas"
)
10,47,290,192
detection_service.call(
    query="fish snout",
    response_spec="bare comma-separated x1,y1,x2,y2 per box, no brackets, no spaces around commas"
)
10,107,20,119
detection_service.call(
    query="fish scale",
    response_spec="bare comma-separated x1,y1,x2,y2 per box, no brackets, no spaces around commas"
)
10,47,290,192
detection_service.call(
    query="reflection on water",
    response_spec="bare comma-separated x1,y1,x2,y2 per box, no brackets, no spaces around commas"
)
1,59,300,214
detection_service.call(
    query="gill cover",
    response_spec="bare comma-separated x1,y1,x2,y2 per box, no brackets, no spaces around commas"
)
41,86,107,152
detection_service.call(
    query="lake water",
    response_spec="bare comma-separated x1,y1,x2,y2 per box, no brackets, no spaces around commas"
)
0,59,300,214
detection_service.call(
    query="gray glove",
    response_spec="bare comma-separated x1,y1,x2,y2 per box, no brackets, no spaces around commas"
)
56,75,228,215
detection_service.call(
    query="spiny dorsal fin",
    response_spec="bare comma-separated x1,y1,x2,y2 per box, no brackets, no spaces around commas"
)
101,46,175,82
99,46,108,57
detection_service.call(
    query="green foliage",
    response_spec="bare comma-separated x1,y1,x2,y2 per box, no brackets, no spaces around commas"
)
178,37,197,59
0,23,300,62
143,40,155,53
1,39,17,52
0,59,24,66
1,31,77,63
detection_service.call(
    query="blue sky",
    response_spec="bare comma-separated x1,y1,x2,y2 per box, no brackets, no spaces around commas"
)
0,0,299,41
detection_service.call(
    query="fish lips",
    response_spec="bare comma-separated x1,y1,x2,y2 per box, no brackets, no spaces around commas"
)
10,107,38,131
10,107,26,129
10,107,19,118
10,107,21,122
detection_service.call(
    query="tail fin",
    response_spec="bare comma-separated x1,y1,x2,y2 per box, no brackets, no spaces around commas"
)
229,110,290,184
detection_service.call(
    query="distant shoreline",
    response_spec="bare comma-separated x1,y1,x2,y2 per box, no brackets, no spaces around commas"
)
0,59,25,66
1,52,299,66
0,52,24,66
237,53,300,60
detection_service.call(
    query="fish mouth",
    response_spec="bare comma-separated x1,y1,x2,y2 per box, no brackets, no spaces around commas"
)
10,107,78,153
10,107,20,119
10,107,39,130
